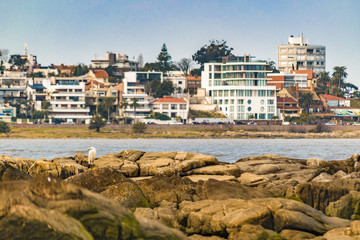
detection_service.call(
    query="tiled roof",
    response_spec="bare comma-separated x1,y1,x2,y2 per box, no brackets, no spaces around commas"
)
94,70,109,78
152,96,187,103
85,80,106,90
320,94,347,101
185,75,201,81
277,97,298,103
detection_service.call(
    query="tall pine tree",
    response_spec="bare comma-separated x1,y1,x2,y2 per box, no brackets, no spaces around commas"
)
157,43,172,72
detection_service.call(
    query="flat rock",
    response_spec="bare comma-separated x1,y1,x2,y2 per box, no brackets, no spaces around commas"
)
185,175,236,182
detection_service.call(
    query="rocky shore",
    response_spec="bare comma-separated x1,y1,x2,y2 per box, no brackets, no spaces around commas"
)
1,150,360,239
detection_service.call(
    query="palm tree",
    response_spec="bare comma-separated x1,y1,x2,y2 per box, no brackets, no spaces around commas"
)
317,71,330,93
120,99,129,124
100,97,115,123
130,98,140,123
298,93,314,115
332,66,347,89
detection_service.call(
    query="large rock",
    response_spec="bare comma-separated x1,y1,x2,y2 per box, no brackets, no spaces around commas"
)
177,198,350,237
185,164,241,177
94,150,144,177
65,168,149,209
136,175,197,207
0,178,187,239
326,191,360,220
0,161,31,181
137,152,218,177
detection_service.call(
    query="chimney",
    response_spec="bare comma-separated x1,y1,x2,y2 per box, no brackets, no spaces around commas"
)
310,82,314,92
300,33,303,46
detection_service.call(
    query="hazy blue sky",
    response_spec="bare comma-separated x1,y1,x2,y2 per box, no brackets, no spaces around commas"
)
1,0,359,85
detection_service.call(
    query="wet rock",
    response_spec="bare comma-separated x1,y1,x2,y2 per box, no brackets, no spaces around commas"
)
326,191,360,220
0,178,149,239
65,168,149,209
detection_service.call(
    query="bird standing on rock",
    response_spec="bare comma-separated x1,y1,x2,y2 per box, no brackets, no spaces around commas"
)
88,147,96,166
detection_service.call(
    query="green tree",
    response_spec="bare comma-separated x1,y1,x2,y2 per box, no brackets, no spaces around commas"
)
0,121,10,134
192,40,233,69
266,61,280,73
331,66,347,90
156,81,174,98
130,98,140,121
298,93,314,115
132,122,147,133
157,43,172,72
71,64,89,76
316,71,331,93
100,97,115,123
8,54,27,70
29,72,45,78
89,114,106,132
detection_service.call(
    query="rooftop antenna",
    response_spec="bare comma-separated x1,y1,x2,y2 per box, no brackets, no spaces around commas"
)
24,42,28,55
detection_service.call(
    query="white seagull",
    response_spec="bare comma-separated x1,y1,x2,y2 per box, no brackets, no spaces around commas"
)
88,147,96,166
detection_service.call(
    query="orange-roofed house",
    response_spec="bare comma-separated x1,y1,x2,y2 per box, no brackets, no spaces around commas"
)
86,70,109,84
150,96,189,121
320,94,350,111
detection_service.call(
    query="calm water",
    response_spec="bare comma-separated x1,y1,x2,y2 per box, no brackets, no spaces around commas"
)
0,139,359,163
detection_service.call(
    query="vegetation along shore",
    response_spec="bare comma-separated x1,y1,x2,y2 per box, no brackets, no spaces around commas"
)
2,123,360,139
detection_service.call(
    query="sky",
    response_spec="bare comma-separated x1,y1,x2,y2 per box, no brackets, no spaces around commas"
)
0,0,359,85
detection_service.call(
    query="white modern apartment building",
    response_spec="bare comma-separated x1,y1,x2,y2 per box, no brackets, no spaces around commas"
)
47,77,91,124
278,34,326,75
202,55,277,121
122,71,163,119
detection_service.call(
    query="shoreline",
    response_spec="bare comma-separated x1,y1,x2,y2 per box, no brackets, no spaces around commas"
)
1,124,360,139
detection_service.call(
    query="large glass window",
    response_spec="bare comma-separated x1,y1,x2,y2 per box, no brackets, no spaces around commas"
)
259,113,266,119
268,99,274,105
245,90,252,97
258,90,266,97
236,90,244,97
238,99,244,105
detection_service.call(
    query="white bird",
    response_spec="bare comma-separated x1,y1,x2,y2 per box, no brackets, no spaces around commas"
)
88,147,96,166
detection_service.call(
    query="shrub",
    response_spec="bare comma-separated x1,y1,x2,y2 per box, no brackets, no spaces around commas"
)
132,122,147,133
0,121,10,134
288,125,307,133
310,122,330,133
89,114,106,132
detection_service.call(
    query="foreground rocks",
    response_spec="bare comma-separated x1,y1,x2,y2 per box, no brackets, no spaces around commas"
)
2,150,360,239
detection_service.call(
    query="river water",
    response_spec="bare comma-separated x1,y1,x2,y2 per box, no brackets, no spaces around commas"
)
0,139,359,163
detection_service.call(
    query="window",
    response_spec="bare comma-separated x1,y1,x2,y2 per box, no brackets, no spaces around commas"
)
230,99,234,104
268,99,274,105
209,73,212,79
259,113,266,119
219,90,223,97
245,90,252,97
258,90,266,97
268,106,275,112
214,100,217,104
225,99,229,104
224,90,229,97
238,99,244,104
230,90,235,97
209,65,212,71
247,99,252,104
238,106,245,112
248,107,252,112
219,100,223,104
171,104,177,110
213,90,218,97
180,104,186,110
236,90,244,97
162,104,169,110
260,107,265,112
179,81,182,84
230,106,234,112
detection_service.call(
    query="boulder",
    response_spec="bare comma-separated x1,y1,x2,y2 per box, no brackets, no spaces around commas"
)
177,198,350,237
136,175,197,207
228,224,274,240
185,164,241,177
238,173,269,187
185,175,236,183
0,178,178,239
0,161,31,181
195,179,272,201
137,152,218,177
326,191,360,220
65,168,149,209
280,229,316,240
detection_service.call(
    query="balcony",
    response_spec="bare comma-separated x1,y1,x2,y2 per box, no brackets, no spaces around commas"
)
50,107,90,113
